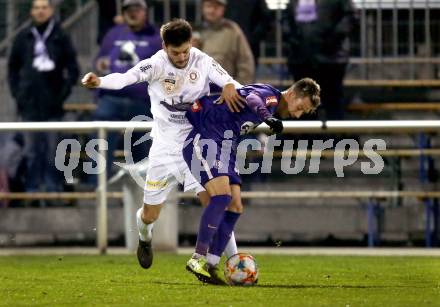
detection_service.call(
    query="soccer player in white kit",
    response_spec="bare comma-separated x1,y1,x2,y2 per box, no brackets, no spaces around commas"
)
82,19,243,274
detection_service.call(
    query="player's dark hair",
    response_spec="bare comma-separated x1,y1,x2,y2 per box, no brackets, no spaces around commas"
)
292,78,321,110
160,18,192,47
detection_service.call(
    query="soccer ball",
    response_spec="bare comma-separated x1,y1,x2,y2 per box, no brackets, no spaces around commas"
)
224,253,259,286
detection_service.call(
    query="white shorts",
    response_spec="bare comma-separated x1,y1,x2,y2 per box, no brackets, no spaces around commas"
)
143,141,205,205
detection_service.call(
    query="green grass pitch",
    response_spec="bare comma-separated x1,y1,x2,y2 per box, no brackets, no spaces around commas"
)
1,254,439,306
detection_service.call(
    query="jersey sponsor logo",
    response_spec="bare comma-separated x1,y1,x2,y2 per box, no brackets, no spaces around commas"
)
140,64,152,72
213,160,223,169
191,100,202,112
168,113,188,124
160,96,194,112
188,70,199,83
146,179,168,191
265,96,278,107
211,60,226,75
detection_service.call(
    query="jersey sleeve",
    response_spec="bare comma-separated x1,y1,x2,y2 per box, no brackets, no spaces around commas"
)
98,58,157,90
206,56,242,88
127,58,157,83
246,93,272,121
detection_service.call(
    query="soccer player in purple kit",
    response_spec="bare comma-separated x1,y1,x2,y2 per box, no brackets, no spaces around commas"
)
183,78,321,285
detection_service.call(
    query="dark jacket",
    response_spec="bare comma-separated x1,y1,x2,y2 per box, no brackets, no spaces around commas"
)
8,20,79,121
225,0,271,60
282,0,358,65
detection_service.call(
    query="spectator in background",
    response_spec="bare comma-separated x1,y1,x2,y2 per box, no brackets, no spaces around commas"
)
95,0,148,44
93,0,161,175
193,0,255,85
282,0,357,120
7,0,79,202
225,0,271,66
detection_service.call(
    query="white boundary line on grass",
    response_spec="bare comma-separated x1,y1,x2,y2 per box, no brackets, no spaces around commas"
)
178,247,440,256
1,247,440,256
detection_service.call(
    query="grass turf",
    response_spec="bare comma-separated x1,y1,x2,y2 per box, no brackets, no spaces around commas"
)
0,254,439,306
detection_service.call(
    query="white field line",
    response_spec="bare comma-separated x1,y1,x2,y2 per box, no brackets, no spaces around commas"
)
178,247,440,256
1,247,440,256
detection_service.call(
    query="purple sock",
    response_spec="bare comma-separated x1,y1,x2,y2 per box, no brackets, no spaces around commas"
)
195,194,232,256
209,211,241,257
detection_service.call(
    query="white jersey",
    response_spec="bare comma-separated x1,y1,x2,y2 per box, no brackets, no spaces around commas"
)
98,47,240,153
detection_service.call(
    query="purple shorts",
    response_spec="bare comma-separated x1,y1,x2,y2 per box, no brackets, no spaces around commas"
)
182,129,241,187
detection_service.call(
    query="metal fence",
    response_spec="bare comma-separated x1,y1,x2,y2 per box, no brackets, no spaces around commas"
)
351,0,440,79
0,120,439,252
149,0,440,79
0,0,439,121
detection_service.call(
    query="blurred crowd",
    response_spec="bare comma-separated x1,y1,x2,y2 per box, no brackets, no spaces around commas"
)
2,0,357,204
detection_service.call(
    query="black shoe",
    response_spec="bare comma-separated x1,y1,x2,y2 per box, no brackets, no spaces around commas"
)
137,239,153,269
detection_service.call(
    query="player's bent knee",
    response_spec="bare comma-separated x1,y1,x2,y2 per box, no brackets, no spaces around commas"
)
197,191,210,207
205,176,231,196
229,184,243,213
228,198,243,213
142,203,162,224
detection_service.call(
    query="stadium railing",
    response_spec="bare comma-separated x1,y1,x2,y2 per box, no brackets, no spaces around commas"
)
63,101,440,114
256,79,440,88
1,120,440,253
347,103,440,112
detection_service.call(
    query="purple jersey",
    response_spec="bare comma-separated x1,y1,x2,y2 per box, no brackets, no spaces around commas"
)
186,83,281,142
183,84,281,186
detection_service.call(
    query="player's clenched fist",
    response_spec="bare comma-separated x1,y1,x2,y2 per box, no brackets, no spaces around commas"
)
81,72,101,88
264,117,283,134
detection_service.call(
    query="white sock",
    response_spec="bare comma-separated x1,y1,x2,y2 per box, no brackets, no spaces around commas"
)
224,231,238,258
206,253,221,266
136,208,153,242
192,252,203,259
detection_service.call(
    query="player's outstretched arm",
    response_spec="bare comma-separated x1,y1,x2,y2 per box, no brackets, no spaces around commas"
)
81,72,101,88
81,70,139,90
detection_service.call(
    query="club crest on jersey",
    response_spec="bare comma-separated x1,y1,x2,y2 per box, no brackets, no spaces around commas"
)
188,70,199,83
265,96,278,107
163,78,177,94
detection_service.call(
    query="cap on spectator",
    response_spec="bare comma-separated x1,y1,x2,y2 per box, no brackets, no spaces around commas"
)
203,0,227,5
122,0,147,10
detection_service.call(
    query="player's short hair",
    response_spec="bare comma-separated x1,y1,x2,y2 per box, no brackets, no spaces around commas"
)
291,78,321,110
160,19,192,47
32,0,54,6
